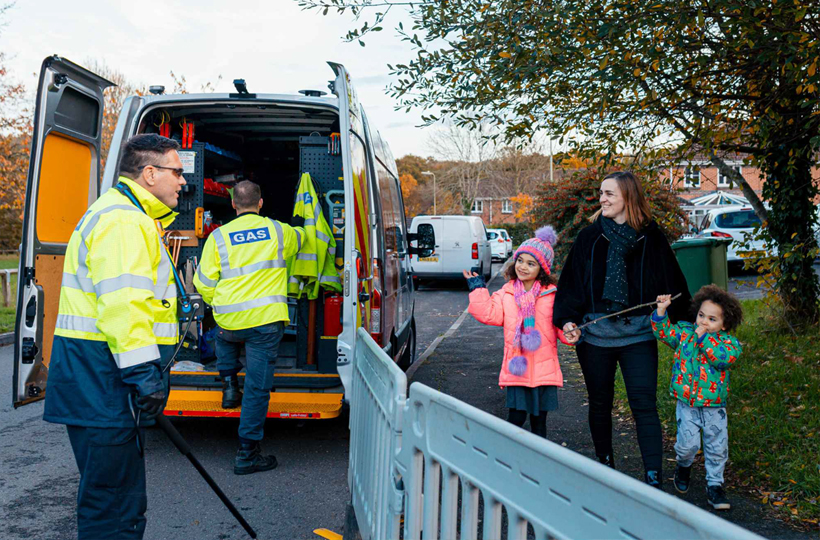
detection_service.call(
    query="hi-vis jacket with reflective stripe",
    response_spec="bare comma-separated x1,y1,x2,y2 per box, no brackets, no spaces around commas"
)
43,176,179,428
288,173,342,299
194,212,304,330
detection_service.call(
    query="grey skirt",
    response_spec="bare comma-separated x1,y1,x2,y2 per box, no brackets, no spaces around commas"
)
506,385,559,415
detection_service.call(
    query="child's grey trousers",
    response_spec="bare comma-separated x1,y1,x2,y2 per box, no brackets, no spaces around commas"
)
675,401,729,486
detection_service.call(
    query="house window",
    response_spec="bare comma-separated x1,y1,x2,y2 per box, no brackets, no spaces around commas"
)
471,200,484,214
684,167,701,188
501,199,512,214
718,165,741,188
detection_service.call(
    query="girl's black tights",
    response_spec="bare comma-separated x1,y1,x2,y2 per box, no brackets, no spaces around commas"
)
508,409,548,438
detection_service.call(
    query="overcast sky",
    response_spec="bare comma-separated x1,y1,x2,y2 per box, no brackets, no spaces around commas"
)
1,0,436,158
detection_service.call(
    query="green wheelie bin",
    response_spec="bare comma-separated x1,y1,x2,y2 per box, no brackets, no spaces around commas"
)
670,237,732,297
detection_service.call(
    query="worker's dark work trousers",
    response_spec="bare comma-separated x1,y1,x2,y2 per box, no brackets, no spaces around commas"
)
575,339,663,473
66,426,146,540
216,321,284,441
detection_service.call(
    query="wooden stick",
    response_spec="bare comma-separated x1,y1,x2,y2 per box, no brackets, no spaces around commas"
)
575,293,683,331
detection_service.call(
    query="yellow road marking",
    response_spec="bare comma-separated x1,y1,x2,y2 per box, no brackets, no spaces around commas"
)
313,528,343,540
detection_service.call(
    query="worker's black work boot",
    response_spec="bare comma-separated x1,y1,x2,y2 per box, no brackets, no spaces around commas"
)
221,376,243,409
234,441,278,475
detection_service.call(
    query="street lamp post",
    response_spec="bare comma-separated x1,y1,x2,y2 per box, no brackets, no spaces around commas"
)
421,171,436,215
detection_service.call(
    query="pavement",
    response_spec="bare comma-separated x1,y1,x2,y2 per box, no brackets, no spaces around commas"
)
408,271,813,539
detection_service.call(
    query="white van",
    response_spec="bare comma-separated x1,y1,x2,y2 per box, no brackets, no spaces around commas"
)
12,56,434,420
409,215,492,282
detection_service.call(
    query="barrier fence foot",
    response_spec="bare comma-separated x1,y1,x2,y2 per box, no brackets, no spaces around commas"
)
342,501,362,540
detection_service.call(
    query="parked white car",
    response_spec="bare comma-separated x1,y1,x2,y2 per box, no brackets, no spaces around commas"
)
410,215,493,282
487,228,511,260
699,206,773,262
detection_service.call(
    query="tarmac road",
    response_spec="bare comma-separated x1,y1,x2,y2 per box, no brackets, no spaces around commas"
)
0,264,498,540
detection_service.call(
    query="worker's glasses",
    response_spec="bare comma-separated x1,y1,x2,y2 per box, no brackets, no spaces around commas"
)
144,164,185,178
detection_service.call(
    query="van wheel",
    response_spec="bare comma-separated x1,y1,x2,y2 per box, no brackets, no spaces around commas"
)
398,319,416,371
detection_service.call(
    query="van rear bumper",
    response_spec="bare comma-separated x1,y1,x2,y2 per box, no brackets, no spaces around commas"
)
413,271,466,281
164,389,344,419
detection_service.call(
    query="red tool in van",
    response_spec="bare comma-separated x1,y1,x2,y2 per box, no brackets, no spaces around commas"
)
323,294,343,336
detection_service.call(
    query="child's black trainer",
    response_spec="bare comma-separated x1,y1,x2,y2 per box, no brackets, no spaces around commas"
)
706,484,731,510
673,464,691,493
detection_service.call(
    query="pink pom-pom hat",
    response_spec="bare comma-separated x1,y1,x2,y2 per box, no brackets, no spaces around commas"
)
512,225,558,274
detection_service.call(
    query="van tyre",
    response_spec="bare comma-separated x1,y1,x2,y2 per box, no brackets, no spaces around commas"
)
398,319,416,371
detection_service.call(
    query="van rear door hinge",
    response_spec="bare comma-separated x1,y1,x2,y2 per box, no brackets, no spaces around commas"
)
22,337,38,364
23,267,35,286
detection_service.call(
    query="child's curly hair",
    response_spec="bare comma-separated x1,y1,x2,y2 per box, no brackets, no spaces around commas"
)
505,255,558,286
691,284,743,332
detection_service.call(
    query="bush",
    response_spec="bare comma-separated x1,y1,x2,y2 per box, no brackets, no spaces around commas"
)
528,168,687,272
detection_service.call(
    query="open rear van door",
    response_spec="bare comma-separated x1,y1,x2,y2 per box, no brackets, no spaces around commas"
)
328,61,373,398
13,56,112,407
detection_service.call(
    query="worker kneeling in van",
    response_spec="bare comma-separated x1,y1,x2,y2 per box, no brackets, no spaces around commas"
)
194,180,305,474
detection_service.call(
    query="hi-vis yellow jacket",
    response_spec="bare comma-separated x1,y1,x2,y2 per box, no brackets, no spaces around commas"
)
54,176,179,367
288,173,342,299
194,213,304,330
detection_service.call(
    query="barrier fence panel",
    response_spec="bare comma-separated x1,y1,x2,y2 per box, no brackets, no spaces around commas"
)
347,327,407,540
1,269,17,307
396,383,764,540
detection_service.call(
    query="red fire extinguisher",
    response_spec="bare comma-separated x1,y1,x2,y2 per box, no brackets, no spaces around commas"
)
323,294,343,336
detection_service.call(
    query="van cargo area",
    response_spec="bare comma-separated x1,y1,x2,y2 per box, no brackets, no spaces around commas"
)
136,101,346,417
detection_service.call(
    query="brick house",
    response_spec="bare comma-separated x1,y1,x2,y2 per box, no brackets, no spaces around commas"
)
470,196,518,225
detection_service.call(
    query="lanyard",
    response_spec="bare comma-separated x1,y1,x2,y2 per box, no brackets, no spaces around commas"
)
113,182,193,314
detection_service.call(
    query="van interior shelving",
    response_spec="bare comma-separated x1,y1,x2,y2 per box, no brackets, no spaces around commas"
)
136,102,344,379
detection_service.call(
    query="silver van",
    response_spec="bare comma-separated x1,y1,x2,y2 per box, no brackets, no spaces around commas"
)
13,56,433,419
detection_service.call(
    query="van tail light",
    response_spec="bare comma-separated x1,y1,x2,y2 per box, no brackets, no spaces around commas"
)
472,242,479,259
498,238,504,243
370,258,383,344
711,231,733,239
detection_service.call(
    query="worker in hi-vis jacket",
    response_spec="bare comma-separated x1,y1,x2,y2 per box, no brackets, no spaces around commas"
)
44,134,185,540
194,180,305,475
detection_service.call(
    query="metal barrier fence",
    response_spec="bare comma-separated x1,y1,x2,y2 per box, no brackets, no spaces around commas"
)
348,328,764,540
347,328,406,540
1,269,17,307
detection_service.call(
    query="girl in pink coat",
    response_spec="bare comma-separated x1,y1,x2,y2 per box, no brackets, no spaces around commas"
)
463,226,575,438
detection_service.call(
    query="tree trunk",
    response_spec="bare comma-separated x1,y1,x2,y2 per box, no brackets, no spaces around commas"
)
709,152,768,221
761,135,820,323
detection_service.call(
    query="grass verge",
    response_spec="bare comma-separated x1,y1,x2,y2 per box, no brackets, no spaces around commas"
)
0,255,18,333
615,299,820,526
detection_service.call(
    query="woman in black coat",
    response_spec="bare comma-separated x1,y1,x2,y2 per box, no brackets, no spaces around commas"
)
555,171,691,488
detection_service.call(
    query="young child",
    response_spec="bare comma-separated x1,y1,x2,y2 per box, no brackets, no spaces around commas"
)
463,226,574,438
653,284,743,510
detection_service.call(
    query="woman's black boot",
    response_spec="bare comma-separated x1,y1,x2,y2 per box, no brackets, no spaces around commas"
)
597,454,615,469
645,470,662,489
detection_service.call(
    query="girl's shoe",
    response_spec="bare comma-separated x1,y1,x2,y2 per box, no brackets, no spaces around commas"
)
673,464,691,493
706,484,731,510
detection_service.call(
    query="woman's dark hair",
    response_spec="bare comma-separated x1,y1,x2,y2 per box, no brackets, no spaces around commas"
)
118,134,181,178
691,284,743,332
505,254,557,286
589,171,652,231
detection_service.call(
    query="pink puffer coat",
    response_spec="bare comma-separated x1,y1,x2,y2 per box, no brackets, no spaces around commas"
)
468,281,570,388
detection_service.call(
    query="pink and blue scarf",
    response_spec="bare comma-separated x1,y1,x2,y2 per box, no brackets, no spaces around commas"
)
508,279,543,376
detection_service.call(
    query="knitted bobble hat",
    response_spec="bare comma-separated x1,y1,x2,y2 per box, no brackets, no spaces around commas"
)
513,225,557,275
